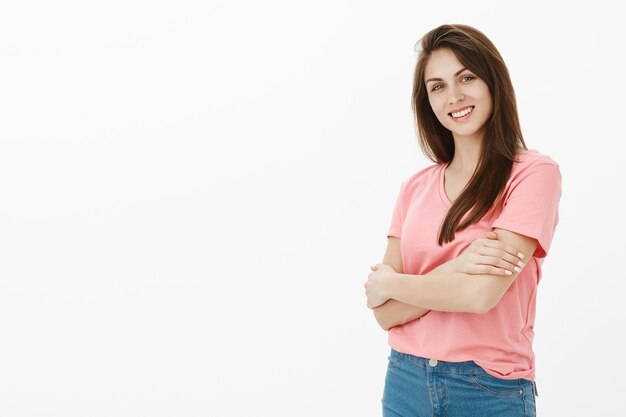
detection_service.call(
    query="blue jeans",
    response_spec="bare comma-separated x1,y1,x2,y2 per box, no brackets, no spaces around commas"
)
382,348,538,417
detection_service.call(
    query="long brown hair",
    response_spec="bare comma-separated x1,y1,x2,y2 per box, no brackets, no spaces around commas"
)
412,24,527,245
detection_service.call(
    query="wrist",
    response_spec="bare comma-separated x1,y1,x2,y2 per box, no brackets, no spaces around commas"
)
385,272,402,300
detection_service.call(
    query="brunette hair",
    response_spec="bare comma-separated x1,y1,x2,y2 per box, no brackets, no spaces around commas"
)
412,24,527,245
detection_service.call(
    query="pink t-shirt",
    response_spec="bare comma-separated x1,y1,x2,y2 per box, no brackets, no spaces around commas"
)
386,149,562,381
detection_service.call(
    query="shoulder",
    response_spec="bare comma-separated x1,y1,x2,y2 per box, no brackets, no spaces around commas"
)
500,149,562,203
509,149,561,182
513,148,560,169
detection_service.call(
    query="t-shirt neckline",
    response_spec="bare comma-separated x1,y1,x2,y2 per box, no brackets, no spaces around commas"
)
438,149,537,208
438,161,453,208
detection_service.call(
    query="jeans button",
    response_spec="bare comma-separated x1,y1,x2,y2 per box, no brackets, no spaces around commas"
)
428,359,438,367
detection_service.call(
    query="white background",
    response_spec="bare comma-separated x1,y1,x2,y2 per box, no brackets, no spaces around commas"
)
0,1,624,416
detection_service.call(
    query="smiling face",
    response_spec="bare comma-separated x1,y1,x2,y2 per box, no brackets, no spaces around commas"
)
424,48,492,141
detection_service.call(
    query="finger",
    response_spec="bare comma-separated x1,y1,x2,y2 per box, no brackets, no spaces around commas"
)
485,265,513,276
477,240,525,263
486,231,498,239
477,255,521,273
470,264,513,276
474,248,520,268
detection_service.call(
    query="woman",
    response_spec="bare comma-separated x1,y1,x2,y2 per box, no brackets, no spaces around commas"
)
364,24,561,417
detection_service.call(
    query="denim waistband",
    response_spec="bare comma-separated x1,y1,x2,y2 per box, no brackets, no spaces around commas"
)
389,348,538,396
392,348,498,376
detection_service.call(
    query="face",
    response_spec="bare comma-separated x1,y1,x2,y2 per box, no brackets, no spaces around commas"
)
424,48,492,141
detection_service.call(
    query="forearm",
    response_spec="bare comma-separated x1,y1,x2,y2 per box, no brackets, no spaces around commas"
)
373,259,456,330
387,271,487,314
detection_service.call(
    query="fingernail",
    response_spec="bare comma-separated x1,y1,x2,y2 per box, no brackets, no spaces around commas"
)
518,252,525,259
505,270,512,275
518,261,524,267
514,266,521,273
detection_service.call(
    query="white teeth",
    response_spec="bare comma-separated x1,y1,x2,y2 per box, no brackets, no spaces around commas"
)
451,106,473,118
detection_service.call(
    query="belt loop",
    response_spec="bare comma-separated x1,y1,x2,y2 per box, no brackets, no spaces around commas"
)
532,381,539,397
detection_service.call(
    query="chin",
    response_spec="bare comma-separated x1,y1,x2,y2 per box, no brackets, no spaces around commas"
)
450,127,481,137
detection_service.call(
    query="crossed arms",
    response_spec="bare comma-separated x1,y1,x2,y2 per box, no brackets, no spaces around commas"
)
373,229,538,330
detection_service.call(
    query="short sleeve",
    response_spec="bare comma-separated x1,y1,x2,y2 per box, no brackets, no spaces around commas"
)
491,163,562,259
386,181,407,239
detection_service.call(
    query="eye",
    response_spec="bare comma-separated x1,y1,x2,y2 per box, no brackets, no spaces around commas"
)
430,75,475,92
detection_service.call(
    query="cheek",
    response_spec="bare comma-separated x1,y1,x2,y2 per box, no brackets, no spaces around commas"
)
470,88,491,115
479,94,493,116
429,96,446,115
476,86,492,105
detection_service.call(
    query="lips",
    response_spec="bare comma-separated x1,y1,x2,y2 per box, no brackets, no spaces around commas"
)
448,105,475,116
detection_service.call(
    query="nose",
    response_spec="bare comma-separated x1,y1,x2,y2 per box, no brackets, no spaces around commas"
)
447,86,465,105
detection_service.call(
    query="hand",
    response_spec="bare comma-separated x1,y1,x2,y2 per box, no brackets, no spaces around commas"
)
453,231,525,276
364,264,396,309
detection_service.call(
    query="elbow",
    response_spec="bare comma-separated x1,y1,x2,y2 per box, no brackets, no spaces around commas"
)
471,280,499,314
375,315,390,331
373,309,391,331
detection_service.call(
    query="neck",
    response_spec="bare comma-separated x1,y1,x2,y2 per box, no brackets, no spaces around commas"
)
448,134,483,177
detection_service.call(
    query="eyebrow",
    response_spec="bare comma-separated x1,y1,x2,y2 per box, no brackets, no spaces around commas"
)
425,67,468,84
